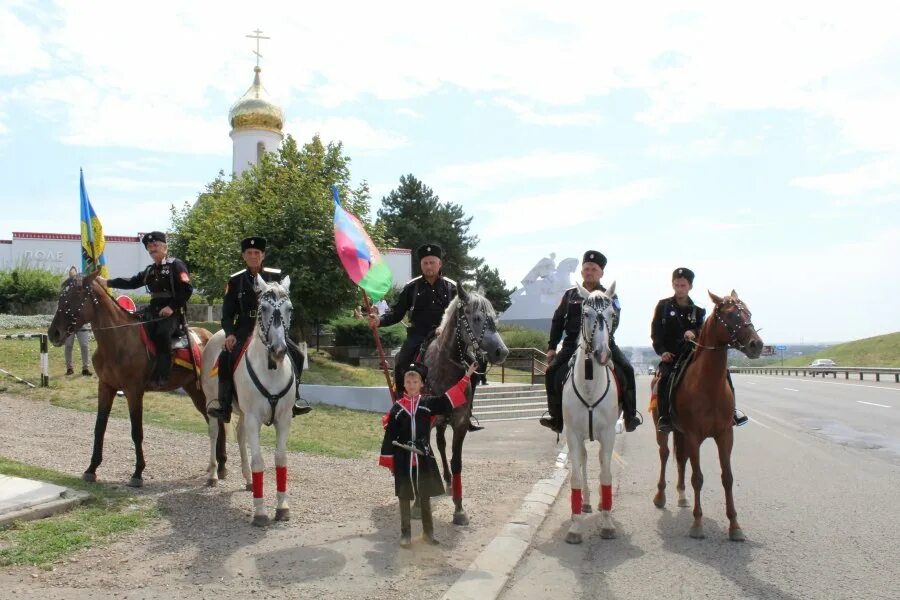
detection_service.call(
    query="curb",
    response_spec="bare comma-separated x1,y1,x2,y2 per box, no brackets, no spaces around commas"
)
440,443,569,600
0,490,90,528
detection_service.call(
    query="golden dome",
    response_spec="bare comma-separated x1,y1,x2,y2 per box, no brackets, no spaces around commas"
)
228,66,284,132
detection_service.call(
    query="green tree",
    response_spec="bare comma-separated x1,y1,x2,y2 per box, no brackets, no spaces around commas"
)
170,135,384,335
474,264,515,313
377,175,482,282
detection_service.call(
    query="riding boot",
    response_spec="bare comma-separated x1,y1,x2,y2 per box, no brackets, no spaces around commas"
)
466,402,484,432
208,376,234,423
656,381,673,434
290,375,312,417
152,353,171,388
421,496,439,545
623,386,641,432
733,409,749,427
539,393,563,433
399,499,412,548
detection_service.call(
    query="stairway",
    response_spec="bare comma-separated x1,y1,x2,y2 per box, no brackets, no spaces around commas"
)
472,384,546,422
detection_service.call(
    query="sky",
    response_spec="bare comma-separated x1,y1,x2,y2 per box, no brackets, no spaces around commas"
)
1,0,899,347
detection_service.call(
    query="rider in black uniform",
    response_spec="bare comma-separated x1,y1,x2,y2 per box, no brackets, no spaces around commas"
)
369,243,483,432
651,267,749,432
207,236,312,423
103,231,192,387
539,250,641,434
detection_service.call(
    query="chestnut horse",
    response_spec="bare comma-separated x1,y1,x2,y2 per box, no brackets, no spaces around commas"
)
651,290,762,541
47,271,222,487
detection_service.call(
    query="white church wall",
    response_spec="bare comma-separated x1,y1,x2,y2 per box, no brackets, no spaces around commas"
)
231,129,283,176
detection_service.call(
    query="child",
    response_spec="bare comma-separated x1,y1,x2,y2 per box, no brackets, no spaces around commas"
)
379,361,477,548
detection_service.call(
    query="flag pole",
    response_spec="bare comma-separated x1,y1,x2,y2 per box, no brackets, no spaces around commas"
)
362,290,397,402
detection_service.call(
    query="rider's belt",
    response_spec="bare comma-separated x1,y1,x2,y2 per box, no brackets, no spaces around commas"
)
150,291,173,299
248,310,257,318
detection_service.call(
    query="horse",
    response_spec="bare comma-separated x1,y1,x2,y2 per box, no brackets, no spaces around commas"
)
201,274,297,526
651,290,762,541
561,282,621,544
423,287,509,526
47,270,219,487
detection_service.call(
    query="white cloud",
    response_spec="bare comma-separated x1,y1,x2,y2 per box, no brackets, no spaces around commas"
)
481,179,662,236
90,177,202,192
791,158,900,196
493,98,604,126
0,7,50,76
395,107,422,119
286,117,408,153
431,152,607,189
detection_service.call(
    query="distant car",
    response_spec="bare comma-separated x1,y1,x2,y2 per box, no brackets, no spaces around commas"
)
809,359,836,374
647,366,656,376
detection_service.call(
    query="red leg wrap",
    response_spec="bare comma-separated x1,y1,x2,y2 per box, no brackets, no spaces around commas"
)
276,466,287,493
571,488,583,514
601,484,612,511
252,471,264,499
452,473,462,499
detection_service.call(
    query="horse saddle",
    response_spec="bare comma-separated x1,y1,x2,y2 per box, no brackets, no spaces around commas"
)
137,325,201,374
665,346,697,412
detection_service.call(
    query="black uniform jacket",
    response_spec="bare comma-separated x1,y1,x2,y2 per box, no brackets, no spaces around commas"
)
221,267,282,341
108,257,192,313
548,284,621,351
379,375,469,500
650,296,706,357
379,275,457,335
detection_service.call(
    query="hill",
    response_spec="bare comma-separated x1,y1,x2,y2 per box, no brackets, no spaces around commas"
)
779,332,900,368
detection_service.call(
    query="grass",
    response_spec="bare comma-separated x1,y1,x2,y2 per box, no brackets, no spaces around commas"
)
0,330,385,458
0,456,157,569
779,331,900,368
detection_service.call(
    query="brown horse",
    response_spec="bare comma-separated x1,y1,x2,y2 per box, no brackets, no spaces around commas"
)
651,290,762,541
47,271,223,487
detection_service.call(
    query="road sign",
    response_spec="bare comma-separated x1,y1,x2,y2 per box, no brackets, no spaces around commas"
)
776,345,787,351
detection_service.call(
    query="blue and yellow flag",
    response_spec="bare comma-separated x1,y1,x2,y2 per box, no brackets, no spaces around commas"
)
79,169,109,277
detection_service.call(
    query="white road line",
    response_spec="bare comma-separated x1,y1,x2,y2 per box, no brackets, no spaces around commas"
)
746,382,757,385
740,375,900,392
856,401,891,408
783,388,800,392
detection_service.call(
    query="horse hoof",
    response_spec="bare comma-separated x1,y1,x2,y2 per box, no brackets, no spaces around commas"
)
274,508,290,522
677,498,690,508
653,495,665,509
245,483,253,492
729,528,745,542
127,477,143,488
217,467,227,480
581,504,593,514
689,526,705,539
252,514,269,527
82,472,96,483
206,478,218,487
565,531,583,544
411,505,422,520
600,528,616,540
453,511,469,526
399,535,412,548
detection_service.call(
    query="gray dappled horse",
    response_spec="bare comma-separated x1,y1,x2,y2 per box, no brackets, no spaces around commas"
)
422,288,509,525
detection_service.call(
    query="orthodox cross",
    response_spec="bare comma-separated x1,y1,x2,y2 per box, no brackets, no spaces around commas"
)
246,29,270,67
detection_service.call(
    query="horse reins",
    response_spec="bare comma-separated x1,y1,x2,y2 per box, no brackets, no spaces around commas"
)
688,300,759,352
59,279,171,333
246,286,294,425
453,299,490,367
570,296,613,441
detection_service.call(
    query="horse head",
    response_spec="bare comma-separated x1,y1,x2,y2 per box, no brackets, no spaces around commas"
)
254,274,293,364
48,271,101,347
575,281,617,365
708,290,763,358
446,288,509,365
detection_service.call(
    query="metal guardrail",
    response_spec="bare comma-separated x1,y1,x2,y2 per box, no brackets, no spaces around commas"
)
496,348,547,384
0,333,50,387
729,366,900,383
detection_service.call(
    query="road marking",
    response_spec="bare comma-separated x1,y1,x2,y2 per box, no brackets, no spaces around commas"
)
746,382,757,385
856,401,891,408
613,450,627,468
783,388,800,392
740,375,900,393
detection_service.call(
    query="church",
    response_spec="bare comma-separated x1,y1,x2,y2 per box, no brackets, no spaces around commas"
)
0,60,411,283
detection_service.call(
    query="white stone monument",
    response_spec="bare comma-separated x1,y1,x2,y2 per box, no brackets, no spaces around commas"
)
499,254,579,333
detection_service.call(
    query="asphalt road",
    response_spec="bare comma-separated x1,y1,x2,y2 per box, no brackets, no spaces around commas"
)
499,374,900,600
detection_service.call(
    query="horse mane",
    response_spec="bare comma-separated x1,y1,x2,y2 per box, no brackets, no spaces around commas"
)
439,291,497,331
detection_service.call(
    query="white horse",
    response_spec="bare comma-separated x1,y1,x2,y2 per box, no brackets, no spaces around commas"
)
562,282,620,544
201,275,297,526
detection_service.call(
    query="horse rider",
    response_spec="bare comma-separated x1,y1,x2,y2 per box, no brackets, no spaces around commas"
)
207,236,312,423
368,243,483,432
651,267,749,433
540,250,642,434
99,231,192,387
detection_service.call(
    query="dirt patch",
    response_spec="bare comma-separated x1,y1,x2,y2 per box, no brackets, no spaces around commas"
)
0,394,552,599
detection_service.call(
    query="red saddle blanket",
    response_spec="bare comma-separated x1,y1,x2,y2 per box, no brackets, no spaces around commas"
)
138,325,201,375
208,337,251,377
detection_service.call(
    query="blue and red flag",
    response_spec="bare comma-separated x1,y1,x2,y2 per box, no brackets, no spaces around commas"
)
332,185,393,301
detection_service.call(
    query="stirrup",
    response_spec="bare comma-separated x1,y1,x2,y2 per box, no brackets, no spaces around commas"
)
657,416,673,434
207,403,232,423
733,410,749,427
467,414,484,432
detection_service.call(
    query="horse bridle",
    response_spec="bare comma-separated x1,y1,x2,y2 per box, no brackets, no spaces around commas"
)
692,300,758,352
58,278,100,335
454,299,491,365
255,289,291,359
580,297,611,354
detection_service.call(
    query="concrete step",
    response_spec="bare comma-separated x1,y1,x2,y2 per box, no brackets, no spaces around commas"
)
476,390,547,400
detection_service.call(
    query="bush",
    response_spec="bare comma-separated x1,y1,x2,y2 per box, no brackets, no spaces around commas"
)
0,314,54,330
498,323,547,350
330,317,406,348
129,294,208,305
0,268,64,312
